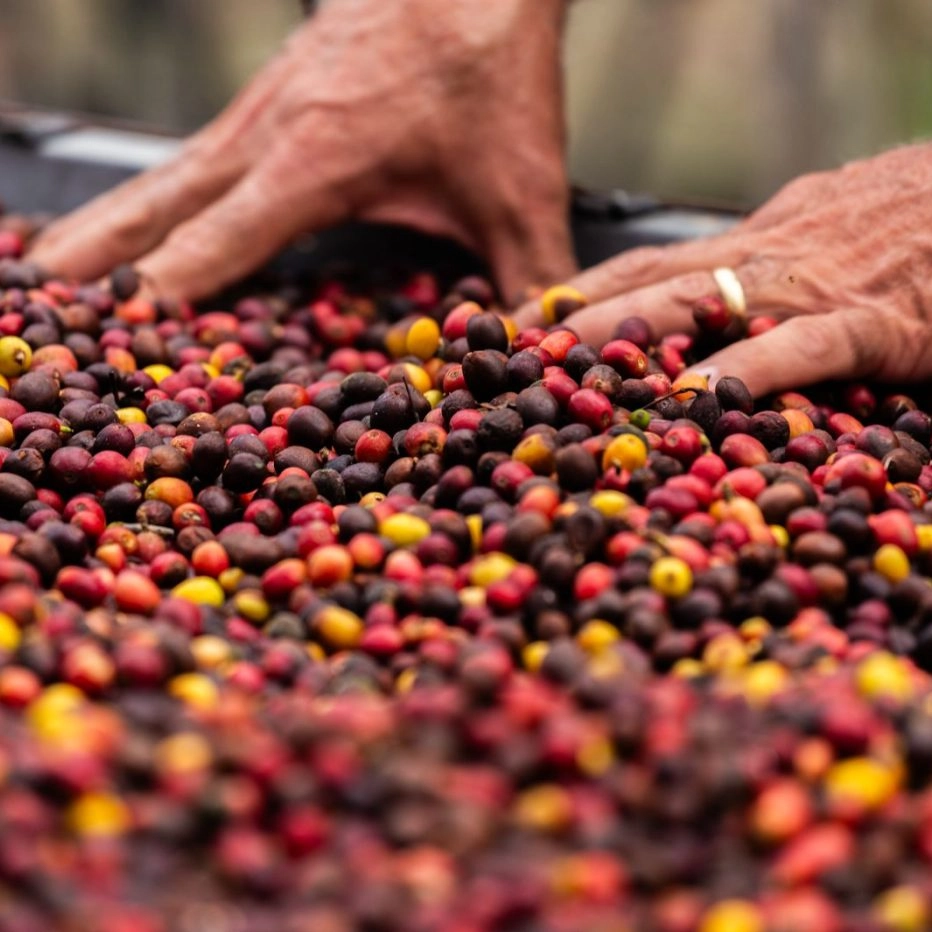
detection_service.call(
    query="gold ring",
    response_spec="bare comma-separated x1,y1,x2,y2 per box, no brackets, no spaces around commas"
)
712,267,747,318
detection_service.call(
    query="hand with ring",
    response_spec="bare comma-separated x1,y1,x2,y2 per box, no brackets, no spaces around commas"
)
513,143,932,397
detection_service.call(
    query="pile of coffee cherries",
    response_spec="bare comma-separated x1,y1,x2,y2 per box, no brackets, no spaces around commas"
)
1,210,932,931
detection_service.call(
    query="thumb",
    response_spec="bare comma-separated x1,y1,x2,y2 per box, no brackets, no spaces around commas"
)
687,308,932,398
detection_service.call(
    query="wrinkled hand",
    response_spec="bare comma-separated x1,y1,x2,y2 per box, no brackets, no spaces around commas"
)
29,0,575,302
515,144,932,396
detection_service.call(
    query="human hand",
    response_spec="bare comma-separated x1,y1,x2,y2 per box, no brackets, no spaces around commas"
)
514,144,932,397
29,0,575,302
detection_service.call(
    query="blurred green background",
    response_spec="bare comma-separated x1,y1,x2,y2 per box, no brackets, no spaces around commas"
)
2,0,932,208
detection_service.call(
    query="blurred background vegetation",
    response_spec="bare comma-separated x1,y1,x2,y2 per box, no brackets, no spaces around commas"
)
2,0,932,208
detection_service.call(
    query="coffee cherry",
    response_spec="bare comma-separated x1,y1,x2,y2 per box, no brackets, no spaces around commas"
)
0,335,32,377
2,209,932,926
698,900,764,932
603,433,648,473
405,316,441,360
539,285,586,325
649,556,693,598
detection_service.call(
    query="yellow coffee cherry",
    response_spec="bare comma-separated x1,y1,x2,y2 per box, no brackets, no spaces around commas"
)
172,576,225,607
155,732,213,775
589,490,631,518
513,434,557,475
0,336,32,377
522,641,549,673
0,613,21,653
399,361,433,395
703,633,748,673
458,586,486,608
739,617,772,642
470,553,516,588
824,757,900,811
577,620,620,655
872,885,929,932
698,900,764,932
168,672,219,711
316,606,364,650
587,650,624,680
379,513,431,547
405,317,442,360
115,407,147,425
501,315,519,343
190,635,232,671
916,524,932,551
781,408,815,439
0,417,14,447
576,736,614,777
27,683,86,740
856,651,914,703
67,792,131,837
873,543,911,584
218,567,245,593
554,500,579,521
466,515,483,552
395,667,418,694
770,524,790,549
513,784,573,833
385,323,409,359
232,589,269,624
142,364,173,384
602,433,648,473
539,285,587,326
671,658,704,679
742,660,789,706
649,556,693,598
671,371,709,400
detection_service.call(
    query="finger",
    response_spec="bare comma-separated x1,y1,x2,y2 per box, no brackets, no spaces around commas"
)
488,217,578,307
512,232,755,329
737,168,840,233
28,150,246,282
136,147,351,302
28,41,300,280
551,262,773,346
686,308,932,398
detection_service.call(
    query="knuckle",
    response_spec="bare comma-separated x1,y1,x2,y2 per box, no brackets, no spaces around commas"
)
179,134,246,191
676,270,716,303
776,174,812,201
884,315,932,381
611,246,664,283
107,199,160,250
177,131,213,163
837,309,882,375
161,216,227,265
779,169,831,203
786,313,842,363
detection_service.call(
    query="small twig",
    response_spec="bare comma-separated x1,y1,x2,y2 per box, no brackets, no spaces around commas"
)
645,387,703,410
118,523,175,537
402,376,422,423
